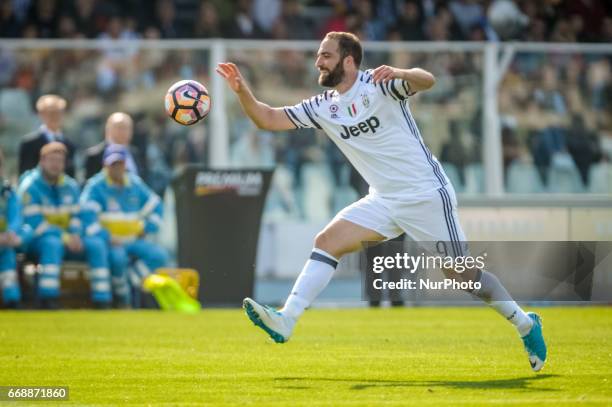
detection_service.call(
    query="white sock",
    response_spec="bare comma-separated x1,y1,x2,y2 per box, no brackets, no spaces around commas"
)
281,248,339,320
473,270,533,336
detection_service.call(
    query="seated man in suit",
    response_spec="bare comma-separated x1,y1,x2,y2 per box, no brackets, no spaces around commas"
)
18,142,112,309
84,112,143,180
19,95,76,178
81,144,168,307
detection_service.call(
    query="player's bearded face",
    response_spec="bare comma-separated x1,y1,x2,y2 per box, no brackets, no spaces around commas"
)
318,57,345,87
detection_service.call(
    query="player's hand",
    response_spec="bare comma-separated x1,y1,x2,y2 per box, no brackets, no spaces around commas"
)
371,65,400,84
65,234,83,252
6,231,21,247
216,62,246,93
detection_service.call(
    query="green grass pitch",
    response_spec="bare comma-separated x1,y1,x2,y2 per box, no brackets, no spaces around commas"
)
1,307,611,406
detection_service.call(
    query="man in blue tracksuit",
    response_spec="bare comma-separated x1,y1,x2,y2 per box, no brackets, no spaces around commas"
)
0,149,25,307
80,144,168,306
18,142,111,309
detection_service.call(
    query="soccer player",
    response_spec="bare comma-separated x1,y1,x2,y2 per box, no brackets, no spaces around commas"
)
18,142,111,309
216,31,547,371
80,144,168,307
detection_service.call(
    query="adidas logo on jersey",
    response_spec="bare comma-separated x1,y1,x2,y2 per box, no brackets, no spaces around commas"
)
339,116,380,139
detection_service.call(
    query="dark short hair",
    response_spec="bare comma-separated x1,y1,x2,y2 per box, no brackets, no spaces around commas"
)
324,31,363,68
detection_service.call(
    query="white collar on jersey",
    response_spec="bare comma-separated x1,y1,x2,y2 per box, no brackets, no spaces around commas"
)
336,71,365,101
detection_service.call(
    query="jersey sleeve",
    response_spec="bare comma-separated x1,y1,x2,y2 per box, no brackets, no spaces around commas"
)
6,188,22,234
283,96,323,130
67,182,83,236
363,69,416,101
18,181,62,240
79,180,109,242
136,178,163,235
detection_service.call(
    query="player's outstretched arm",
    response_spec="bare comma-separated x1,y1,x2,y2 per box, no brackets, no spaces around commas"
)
371,65,436,92
216,62,295,131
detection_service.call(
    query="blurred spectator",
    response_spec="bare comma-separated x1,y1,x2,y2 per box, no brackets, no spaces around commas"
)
319,0,349,38
57,14,78,38
449,0,484,38
602,17,612,43
440,121,469,185
524,17,547,42
374,0,401,29
528,66,570,183
277,0,313,40
587,59,611,111
276,50,310,87
0,0,22,37
230,124,275,168
253,0,281,35
26,0,59,38
501,125,522,175
393,0,426,41
535,66,567,114
154,0,180,38
193,1,222,38
69,0,101,38
96,15,139,94
566,0,607,42
425,5,462,41
566,114,602,185
185,125,207,165
550,17,577,42
19,95,76,178
224,0,265,39
488,0,529,40
353,0,387,41
84,112,144,180
0,0,606,43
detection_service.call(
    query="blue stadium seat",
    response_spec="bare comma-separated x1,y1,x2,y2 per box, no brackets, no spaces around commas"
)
333,186,359,214
464,163,484,194
506,162,545,194
588,163,612,194
547,153,584,193
301,163,333,221
441,162,464,193
263,165,299,221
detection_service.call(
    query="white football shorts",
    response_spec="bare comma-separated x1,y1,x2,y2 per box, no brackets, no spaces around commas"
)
333,184,467,257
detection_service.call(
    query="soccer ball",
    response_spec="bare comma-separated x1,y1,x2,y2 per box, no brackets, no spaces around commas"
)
165,80,211,125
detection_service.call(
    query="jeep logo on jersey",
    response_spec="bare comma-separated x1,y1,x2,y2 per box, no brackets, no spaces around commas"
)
339,116,380,139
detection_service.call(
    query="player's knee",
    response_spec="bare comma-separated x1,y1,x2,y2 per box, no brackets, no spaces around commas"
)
41,235,62,249
149,247,168,268
109,249,129,269
83,236,107,255
314,230,332,251
314,230,345,258
40,236,64,259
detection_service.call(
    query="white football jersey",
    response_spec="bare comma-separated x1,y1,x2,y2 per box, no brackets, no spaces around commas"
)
284,69,449,198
